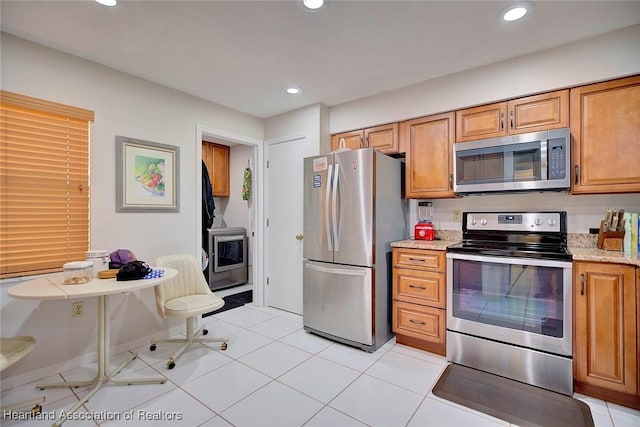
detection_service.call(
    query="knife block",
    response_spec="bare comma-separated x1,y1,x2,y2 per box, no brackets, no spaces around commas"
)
597,220,624,251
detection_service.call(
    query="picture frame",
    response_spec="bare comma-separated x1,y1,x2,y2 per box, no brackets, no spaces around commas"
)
115,136,180,212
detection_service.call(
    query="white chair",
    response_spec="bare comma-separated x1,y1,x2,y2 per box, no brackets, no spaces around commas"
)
0,336,45,415
150,254,228,369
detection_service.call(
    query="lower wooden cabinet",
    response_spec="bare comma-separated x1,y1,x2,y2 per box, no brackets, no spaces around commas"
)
573,261,639,409
392,248,446,355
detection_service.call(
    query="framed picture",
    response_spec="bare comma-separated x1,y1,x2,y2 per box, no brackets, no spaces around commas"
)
115,136,179,212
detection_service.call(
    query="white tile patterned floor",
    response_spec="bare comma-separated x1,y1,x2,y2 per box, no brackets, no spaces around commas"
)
2,303,639,427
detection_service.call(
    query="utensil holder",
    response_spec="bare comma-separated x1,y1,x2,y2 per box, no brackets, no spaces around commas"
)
597,220,624,251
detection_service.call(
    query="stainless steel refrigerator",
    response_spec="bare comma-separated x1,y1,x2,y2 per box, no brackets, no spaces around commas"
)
303,148,405,352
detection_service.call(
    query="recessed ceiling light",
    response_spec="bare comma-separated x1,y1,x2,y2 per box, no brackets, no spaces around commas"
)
96,0,117,6
303,0,324,10
286,86,302,95
501,2,531,22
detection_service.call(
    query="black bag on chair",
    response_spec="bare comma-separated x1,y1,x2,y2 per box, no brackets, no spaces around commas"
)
116,261,151,281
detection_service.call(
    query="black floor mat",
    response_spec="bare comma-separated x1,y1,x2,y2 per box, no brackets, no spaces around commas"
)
432,364,594,427
202,290,252,317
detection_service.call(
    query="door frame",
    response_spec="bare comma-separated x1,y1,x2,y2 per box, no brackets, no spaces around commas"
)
264,132,308,310
196,124,265,306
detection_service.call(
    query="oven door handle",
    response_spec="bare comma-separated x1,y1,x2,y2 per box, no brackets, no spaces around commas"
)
446,251,572,269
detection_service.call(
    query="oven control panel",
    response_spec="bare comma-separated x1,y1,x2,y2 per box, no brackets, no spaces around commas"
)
465,212,563,232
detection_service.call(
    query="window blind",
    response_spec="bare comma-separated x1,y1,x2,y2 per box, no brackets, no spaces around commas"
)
0,91,94,278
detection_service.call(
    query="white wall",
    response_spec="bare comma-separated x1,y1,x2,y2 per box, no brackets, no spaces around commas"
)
0,34,264,383
328,25,640,237
226,144,255,284
265,103,329,150
330,24,640,133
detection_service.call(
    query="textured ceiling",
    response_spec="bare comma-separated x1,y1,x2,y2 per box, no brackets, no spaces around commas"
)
2,1,639,118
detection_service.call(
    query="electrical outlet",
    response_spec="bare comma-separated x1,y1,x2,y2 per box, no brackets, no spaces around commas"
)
72,301,84,318
453,210,462,222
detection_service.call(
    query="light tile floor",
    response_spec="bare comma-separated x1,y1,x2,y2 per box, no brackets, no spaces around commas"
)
2,303,640,427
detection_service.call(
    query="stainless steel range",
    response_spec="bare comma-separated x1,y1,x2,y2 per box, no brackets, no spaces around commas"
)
446,211,573,395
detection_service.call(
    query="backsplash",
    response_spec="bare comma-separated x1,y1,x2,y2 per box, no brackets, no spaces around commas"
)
433,230,597,248
568,233,598,248
436,230,462,241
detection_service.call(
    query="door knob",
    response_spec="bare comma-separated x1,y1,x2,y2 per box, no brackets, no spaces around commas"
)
296,234,304,240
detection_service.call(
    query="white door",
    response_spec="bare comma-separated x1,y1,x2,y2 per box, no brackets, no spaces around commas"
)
266,135,316,314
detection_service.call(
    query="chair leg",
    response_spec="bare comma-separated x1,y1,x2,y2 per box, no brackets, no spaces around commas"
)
149,316,229,369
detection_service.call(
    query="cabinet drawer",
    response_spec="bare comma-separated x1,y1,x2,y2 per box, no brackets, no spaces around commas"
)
393,268,445,308
393,301,445,344
393,248,445,271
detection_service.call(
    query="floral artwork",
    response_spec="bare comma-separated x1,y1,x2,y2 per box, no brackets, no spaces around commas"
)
116,136,179,212
136,156,166,195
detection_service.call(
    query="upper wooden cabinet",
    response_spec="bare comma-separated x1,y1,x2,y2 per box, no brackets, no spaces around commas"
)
331,123,400,154
331,130,364,151
456,89,569,142
400,112,456,199
570,75,640,194
573,261,639,409
202,141,230,197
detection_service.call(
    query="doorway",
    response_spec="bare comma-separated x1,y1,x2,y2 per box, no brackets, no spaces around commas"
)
196,125,264,305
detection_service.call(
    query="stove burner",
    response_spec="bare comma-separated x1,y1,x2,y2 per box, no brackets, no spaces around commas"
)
447,211,571,261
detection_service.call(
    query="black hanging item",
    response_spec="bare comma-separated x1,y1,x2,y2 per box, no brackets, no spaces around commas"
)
202,161,215,230
202,161,215,282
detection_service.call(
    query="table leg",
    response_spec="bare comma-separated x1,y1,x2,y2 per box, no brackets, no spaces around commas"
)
102,294,167,385
50,294,167,426
52,295,107,427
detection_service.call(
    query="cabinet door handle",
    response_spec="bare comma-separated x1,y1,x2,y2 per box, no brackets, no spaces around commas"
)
500,112,504,131
510,110,514,129
409,319,426,325
361,137,365,148
449,173,453,190
408,257,425,263
580,273,585,295
409,284,426,290
575,165,580,185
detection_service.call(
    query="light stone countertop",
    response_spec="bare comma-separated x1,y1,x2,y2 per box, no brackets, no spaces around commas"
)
391,232,640,267
569,247,640,267
391,239,457,251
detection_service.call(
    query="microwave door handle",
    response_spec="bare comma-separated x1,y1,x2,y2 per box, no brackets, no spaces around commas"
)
503,149,514,181
325,164,333,251
540,140,548,180
332,163,340,251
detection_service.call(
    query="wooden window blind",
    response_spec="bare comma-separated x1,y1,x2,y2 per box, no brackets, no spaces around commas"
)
0,91,94,278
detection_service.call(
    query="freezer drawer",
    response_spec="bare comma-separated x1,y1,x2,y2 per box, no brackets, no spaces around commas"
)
303,260,373,346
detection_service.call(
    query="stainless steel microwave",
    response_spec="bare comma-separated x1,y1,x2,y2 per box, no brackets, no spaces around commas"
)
453,128,570,194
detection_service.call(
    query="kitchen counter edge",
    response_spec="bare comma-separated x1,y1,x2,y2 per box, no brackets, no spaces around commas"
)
390,240,640,267
391,239,456,251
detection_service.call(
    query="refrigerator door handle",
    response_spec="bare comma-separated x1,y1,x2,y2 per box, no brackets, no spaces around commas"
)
332,163,340,251
305,262,368,276
325,164,333,251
